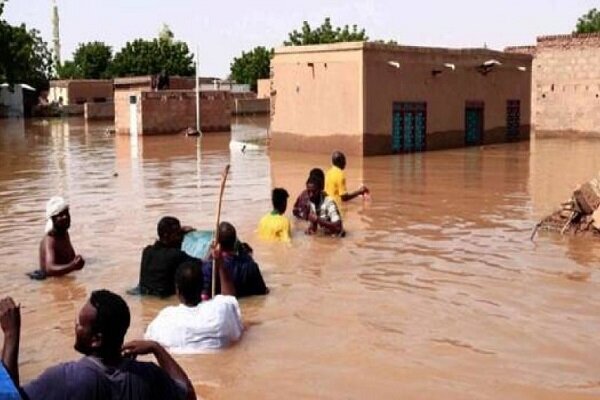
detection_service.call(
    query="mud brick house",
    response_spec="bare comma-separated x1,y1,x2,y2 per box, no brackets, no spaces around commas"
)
270,42,532,156
507,33,600,135
113,76,231,135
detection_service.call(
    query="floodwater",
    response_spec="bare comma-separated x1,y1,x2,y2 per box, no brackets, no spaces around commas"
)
1,116,600,399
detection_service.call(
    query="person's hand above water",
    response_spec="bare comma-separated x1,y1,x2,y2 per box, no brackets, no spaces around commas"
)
0,297,20,337
181,225,195,234
73,255,85,270
122,340,160,358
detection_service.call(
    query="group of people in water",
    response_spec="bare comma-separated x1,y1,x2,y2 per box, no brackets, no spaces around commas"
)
0,151,368,399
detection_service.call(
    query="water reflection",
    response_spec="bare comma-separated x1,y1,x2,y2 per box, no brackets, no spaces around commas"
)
0,118,599,399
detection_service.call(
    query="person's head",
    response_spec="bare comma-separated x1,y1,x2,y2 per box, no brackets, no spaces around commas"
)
332,151,346,170
306,176,323,204
45,196,70,234
272,188,289,214
175,261,203,306
308,168,325,189
74,290,130,357
157,216,183,247
218,221,237,251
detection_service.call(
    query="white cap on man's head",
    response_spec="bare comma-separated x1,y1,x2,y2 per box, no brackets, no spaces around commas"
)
45,196,69,233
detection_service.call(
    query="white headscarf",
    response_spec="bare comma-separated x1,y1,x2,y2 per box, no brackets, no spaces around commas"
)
45,196,69,234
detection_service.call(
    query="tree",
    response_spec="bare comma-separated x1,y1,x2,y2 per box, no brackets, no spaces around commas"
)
110,37,194,77
0,0,53,89
575,8,600,33
284,17,368,46
57,41,112,79
230,46,272,91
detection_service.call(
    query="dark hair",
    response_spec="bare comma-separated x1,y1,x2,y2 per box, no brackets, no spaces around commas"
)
308,168,324,187
218,221,237,250
89,290,130,351
175,261,203,305
306,175,323,190
272,188,289,211
332,151,346,168
157,216,181,239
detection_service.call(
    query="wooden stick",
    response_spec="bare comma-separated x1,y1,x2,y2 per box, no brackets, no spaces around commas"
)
212,164,230,298
530,221,542,242
560,211,576,235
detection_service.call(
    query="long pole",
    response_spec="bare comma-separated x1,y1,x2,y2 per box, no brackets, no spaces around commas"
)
195,45,201,134
212,164,230,297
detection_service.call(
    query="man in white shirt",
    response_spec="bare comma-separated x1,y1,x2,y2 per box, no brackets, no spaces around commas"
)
145,248,243,353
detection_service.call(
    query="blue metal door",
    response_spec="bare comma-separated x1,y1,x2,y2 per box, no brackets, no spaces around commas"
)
392,102,427,153
465,105,483,146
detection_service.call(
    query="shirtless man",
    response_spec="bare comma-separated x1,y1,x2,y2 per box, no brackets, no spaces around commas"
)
36,197,84,278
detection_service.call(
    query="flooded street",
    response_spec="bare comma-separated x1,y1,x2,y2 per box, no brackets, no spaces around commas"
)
1,117,600,399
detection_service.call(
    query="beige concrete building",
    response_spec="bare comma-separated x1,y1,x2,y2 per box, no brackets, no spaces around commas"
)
507,33,600,135
271,42,532,156
113,77,231,135
48,80,113,105
257,79,271,98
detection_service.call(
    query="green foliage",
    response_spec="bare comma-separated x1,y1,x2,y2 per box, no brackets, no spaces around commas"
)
57,41,112,79
575,8,600,33
56,60,80,79
110,37,194,77
229,46,272,91
0,5,53,90
284,17,368,46
372,39,399,45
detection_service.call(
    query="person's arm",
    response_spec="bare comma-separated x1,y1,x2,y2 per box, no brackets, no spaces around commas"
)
309,214,342,234
341,186,369,202
122,340,196,400
214,247,236,297
292,194,307,219
0,297,21,387
42,236,84,277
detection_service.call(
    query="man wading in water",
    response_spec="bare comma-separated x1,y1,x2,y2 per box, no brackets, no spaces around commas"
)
306,175,344,236
30,196,85,279
324,151,369,210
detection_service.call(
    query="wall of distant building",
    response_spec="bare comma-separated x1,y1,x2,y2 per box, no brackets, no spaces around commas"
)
363,45,532,155
531,34,600,134
257,79,271,98
271,42,531,156
84,102,115,120
270,43,364,155
114,89,231,134
49,80,113,105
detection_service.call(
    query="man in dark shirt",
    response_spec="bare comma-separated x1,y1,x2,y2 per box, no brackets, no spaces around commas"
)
0,291,196,400
203,222,268,298
138,216,199,297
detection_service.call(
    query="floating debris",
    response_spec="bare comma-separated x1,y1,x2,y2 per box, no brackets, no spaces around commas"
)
533,174,600,240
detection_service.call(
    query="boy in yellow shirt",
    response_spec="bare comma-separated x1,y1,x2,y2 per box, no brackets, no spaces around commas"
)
258,188,291,242
325,151,369,209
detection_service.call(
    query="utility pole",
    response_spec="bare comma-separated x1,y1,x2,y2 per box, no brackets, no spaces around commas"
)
195,45,202,135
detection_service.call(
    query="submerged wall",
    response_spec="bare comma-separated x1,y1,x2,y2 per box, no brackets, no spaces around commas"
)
114,89,231,135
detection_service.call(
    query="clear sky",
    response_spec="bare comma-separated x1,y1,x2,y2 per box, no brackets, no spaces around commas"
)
4,0,598,78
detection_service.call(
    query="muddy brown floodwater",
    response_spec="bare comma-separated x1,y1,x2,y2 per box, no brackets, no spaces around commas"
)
1,116,600,399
